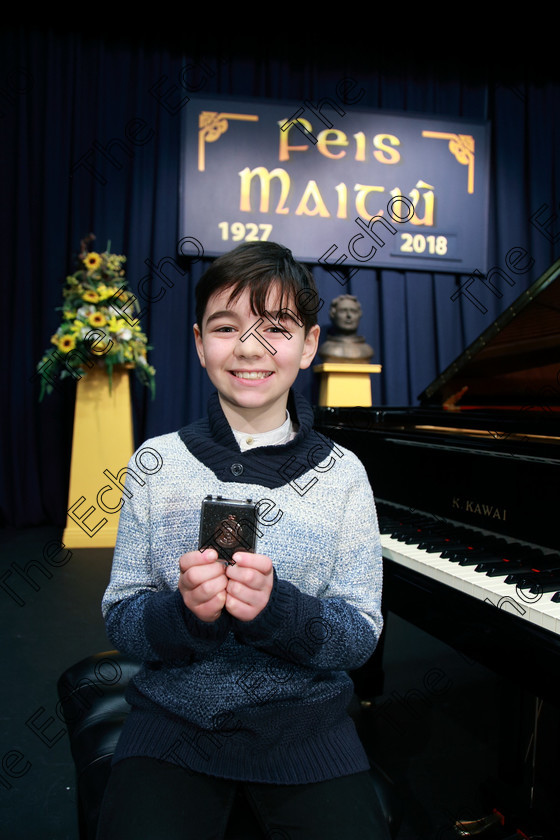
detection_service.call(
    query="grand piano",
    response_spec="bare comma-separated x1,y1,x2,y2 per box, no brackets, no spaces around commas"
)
314,258,560,708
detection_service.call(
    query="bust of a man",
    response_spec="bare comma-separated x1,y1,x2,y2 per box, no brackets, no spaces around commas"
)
318,295,375,363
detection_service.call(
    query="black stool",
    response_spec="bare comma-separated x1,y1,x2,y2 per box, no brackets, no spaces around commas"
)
58,651,401,839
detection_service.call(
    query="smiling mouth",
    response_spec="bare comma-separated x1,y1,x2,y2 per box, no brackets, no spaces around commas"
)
231,371,273,379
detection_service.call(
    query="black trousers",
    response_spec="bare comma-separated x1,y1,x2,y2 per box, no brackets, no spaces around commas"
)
96,756,391,840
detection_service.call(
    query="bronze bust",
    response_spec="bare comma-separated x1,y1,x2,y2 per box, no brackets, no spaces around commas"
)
318,295,375,363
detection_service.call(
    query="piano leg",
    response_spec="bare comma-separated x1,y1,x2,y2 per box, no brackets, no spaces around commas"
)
530,697,560,833
466,686,558,838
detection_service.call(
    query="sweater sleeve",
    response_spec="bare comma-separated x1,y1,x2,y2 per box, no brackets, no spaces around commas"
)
101,449,231,664
231,456,383,672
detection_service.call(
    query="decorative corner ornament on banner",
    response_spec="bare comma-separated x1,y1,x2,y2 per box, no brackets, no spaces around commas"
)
179,96,490,274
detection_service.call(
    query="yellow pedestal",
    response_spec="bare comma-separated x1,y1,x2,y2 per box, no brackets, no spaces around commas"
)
314,363,382,407
63,366,134,548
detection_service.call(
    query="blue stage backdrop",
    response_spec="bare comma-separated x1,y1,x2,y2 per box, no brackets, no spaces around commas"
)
1,28,559,527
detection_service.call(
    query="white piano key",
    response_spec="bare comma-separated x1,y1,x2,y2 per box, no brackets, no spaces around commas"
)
531,597,560,635
380,529,560,636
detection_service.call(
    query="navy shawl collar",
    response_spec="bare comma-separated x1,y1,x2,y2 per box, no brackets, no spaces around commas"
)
177,391,335,490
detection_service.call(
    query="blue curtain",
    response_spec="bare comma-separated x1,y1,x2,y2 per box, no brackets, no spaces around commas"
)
2,28,559,526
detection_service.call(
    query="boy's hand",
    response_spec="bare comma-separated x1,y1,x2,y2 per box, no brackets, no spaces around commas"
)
178,548,227,623
225,552,274,622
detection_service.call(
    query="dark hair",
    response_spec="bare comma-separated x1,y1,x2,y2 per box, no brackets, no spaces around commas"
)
195,242,321,333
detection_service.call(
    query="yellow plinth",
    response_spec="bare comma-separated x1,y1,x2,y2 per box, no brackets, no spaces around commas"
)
63,366,134,548
314,363,382,407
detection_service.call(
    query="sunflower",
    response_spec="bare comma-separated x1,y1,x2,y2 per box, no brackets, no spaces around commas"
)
37,238,155,401
82,290,100,303
58,335,76,353
89,312,107,328
84,252,102,272
82,290,99,303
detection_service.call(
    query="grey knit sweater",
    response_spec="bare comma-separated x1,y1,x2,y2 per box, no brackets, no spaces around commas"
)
101,391,383,784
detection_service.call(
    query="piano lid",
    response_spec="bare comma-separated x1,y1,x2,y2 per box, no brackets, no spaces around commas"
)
419,258,560,410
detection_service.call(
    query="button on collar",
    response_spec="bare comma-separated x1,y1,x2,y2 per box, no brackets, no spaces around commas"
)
230,463,244,476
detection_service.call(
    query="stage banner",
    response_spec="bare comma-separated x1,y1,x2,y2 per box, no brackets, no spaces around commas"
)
179,94,490,274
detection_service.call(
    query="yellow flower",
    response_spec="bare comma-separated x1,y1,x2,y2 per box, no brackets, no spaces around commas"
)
105,254,126,272
63,310,76,320
58,335,76,353
84,252,102,272
83,290,100,303
106,316,128,334
96,284,115,301
88,312,107,328
50,333,59,345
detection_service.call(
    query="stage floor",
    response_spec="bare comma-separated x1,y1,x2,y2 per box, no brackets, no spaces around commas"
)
0,526,552,839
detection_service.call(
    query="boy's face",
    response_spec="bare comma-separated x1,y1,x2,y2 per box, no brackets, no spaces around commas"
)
193,284,320,432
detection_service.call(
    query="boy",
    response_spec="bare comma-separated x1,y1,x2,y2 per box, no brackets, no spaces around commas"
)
97,242,388,839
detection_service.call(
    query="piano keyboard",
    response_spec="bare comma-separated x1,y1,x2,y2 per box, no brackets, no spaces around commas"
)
377,499,560,636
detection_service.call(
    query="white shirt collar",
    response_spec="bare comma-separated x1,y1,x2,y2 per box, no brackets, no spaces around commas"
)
232,411,297,451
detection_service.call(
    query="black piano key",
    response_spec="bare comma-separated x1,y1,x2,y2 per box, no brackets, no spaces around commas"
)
414,532,474,550
445,544,486,555
448,537,515,560
380,527,398,536
441,546,481,558
445,552,490,563
459,553,503,566
529,571,560,592
485,563,538,577
473,560,507,571
503,549,544,563
397,533,445,544
412,529,473,550
506,558,560,586
533,581,560,593
471,548,549,569
514,573,546,588
509,574,546,588
378,504,557,595
509,561,560,580
480,554,552,575
417,540,456,552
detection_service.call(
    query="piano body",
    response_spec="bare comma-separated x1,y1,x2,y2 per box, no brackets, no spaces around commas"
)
314,257,560,705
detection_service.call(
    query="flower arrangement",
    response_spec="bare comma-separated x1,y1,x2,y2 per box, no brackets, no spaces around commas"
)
37,234,156,400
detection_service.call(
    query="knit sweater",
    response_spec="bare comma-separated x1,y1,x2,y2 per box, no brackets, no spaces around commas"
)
101,390,383,785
